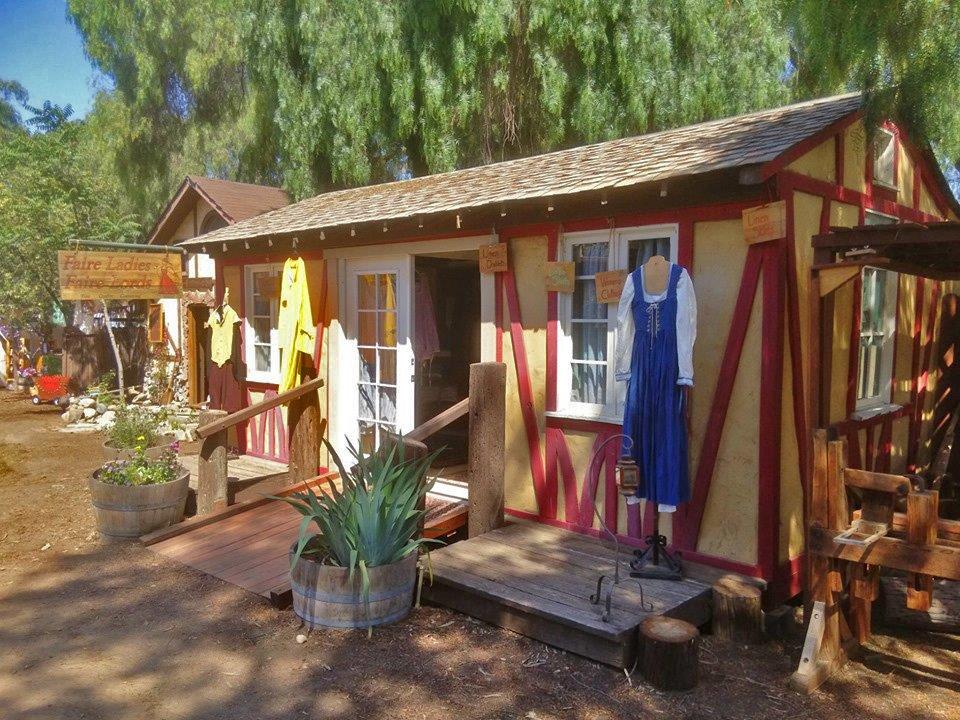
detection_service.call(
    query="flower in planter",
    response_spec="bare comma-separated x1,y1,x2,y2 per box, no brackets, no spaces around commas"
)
98,446,181,486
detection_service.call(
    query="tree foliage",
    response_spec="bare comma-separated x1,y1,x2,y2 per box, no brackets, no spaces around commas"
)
54,0,960,220
0,111,141,332
0,79,29,132
782,0,960,162
68,0,791,213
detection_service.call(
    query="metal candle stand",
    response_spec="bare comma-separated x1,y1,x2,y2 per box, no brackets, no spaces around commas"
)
587,435,654,622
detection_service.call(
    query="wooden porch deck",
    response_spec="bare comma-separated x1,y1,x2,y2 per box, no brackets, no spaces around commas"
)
144,478,468,607
421,521,712,668
179,452,289,506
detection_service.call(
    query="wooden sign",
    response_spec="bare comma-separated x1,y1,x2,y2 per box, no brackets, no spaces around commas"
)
595,270,628,304
742,201,787,244
255,273,281,299
58,250,182,300
544,261,575,292
479,242,509,274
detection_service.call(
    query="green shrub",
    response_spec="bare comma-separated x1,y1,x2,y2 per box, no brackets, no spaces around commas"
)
98,446,181,486
107,404,168,449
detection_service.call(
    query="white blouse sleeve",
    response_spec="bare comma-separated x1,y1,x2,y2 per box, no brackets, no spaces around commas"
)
614,273,636,381
676,269,697,386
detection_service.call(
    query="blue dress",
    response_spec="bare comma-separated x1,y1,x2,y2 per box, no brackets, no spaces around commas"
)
622,264,689,508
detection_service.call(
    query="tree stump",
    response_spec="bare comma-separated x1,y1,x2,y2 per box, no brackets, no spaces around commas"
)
712,574,763,644
638,616,700,691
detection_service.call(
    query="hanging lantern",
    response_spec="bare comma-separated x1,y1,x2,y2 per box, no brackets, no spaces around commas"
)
616,456,639,497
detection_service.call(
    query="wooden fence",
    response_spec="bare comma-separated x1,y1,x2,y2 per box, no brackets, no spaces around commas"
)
62,326,148,392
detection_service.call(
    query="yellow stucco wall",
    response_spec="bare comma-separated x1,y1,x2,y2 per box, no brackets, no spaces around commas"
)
691,219,761,566
502,236,548,515
843,121,868,193
787,138,835,183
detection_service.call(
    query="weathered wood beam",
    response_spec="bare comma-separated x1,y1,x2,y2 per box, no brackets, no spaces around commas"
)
809,524,960,581
197,409,228,515
407,397,468,442
843,468,910,496
467,362,506,538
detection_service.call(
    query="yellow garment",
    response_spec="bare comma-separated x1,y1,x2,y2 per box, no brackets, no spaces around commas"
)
205,305,240,367
277,257,316,392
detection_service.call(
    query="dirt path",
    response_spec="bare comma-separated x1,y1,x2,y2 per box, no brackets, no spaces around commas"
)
0,391,958,720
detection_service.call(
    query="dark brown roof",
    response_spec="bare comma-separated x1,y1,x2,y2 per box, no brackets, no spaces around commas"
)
181,93,864,248
148,177,290,245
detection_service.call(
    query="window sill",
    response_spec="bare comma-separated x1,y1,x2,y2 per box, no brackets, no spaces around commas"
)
851,402,901,422
545,409,623,427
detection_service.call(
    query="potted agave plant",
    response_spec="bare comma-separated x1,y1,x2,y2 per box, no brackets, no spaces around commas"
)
102,404,176,461
90,441,190,538
280,439,441,633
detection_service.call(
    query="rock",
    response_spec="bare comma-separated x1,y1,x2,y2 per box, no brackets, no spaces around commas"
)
83,407,97,419
296,633,307,644
67,406,84,423
61,411,70,421
96,403,107,414
78,397,96,408
100,410,116,425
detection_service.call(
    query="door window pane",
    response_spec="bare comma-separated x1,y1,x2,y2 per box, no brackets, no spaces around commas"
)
627,237,671,271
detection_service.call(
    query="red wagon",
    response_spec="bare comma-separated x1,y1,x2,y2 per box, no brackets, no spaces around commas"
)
30,374,70,406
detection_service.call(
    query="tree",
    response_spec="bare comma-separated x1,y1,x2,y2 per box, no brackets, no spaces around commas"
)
0,78,28,132
783,0,960,161
0,106,141,333
70,0,790,209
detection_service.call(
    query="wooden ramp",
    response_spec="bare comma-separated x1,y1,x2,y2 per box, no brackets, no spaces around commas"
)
144,474,468,608
421,521,711,668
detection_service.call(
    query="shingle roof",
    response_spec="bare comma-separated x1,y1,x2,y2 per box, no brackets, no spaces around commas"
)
187,176,291,223
181,93,862,248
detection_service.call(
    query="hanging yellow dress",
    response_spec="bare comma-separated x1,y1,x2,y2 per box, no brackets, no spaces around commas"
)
277,257,316,392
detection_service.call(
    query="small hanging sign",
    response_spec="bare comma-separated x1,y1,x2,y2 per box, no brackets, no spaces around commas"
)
479,242,509,274
595,269,628,304
255,273,281,299
742,200,787,244
544,261,575,292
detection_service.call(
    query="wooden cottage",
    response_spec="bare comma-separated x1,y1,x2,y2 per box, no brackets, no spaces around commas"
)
147,176,289,407
177,93,960,608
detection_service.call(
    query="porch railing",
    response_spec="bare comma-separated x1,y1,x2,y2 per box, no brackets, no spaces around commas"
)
193,374,324,514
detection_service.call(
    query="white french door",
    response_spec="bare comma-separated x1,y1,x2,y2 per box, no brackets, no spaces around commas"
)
342,257,414,456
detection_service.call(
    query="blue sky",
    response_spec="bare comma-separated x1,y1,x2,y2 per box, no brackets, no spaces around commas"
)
0,0,102,118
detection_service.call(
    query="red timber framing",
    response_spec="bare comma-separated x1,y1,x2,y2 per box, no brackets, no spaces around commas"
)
493,115,954,604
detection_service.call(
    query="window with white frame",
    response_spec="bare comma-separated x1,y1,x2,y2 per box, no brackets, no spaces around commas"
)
558,225,678,420
244,263,282,383
856,266,898,412
872,128,897,189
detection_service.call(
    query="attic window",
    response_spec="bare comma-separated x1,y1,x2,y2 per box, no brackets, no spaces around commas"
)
872,128,897,189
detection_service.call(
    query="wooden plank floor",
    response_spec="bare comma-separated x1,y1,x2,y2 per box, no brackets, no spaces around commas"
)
179,453,289,504
421,521,711,668
149,492,468,606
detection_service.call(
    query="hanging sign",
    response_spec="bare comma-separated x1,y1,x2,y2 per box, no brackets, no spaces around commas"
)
544,261,575,293
595,269,628,304
742,200,787,244
255,273,281,299
58,250,183,300
479,242,509,274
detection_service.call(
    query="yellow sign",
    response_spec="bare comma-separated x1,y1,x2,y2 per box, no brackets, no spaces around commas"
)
742,201,787,244
58,250,183,300
479,242,509,274
595,270,628,304
544,261,575,293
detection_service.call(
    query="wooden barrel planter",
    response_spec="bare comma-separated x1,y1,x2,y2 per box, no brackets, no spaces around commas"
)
290,546,418,629
102,435,177,462
89,466,190,538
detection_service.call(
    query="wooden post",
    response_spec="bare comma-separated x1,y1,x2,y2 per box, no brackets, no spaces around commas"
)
906,490,939,611
638,616,700,691
100,299,125,396
288,369,321,484
791,431,846,693
197,409,228,515
467,362,506,538
712,574,764,644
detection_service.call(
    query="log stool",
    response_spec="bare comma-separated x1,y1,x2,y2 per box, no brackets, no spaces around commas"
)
638,616,700,691
712,574,763,644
